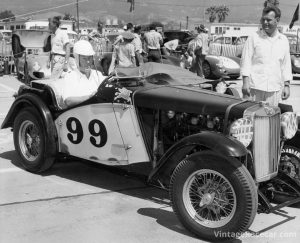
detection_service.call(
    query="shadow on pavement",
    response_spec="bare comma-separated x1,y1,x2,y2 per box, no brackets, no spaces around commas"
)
247,210,296,236
137,207,196,239
0,150,170,206
0,151,296,242
0,150,24,170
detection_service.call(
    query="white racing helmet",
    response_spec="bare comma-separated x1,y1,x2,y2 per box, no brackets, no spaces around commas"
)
74,39,95,56
73,40,95,69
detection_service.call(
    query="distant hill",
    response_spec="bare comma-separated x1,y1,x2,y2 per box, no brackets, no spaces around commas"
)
1,0,299,27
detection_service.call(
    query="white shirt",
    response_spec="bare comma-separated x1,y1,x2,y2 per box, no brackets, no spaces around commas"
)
188,33,209,55
164,39,179,51
51,28,70,55
144,30,162,50
241,30,292,92
49,69,106,109
132,33,143,53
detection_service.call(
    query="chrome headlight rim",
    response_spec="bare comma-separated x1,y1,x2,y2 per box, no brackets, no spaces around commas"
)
280,112,298,140
229,117,254,148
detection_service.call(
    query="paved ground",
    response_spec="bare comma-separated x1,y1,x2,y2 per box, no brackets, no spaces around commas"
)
0,75,299,243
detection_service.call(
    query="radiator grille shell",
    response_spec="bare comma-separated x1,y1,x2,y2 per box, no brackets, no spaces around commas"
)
252,111,281,182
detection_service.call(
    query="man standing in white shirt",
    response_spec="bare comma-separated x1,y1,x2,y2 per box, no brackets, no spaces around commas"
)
49,16,70,79
188,24,209,78
241,5,292,106
144,25,163,63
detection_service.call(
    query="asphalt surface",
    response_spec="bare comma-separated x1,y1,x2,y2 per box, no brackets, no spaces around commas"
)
0,74,300,243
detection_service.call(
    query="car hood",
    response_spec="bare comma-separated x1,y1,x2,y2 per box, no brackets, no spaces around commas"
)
133,85,253,116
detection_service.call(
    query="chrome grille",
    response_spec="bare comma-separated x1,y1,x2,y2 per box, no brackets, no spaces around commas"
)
253,113,280,182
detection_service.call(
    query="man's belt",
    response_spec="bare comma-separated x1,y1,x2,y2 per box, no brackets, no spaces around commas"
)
51,53,66,57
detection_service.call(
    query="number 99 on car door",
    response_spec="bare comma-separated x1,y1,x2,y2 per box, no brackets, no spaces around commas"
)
55,103,128,165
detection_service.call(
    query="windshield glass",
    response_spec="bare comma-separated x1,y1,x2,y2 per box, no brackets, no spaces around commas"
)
114,62,204,86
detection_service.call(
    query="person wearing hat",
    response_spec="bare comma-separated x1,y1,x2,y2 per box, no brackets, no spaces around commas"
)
49,40,106,109
113,23,134,46
48,16,71,79
188,24,209,78
109,31,136,74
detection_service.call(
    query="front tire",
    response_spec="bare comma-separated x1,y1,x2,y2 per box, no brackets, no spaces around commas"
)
202,61,212,78
170,152,258,241
13,107,55,173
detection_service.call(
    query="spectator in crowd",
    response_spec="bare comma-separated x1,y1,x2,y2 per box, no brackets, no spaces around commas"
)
48,16,70,79
49,40,106,109
144,25,163,63
109,31,136,74
113,23,134,46
132,25,144,66
240,5,292,106
180,50,193,70
188,24,209,78
163,39,179,55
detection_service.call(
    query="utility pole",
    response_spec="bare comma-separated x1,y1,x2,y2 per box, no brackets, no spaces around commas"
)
203,0,206,22
186,16,189,30
180,22,181,30
76,0,79,33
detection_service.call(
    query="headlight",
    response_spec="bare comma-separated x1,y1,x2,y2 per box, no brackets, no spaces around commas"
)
281,112,298,139
229,118,253,147
218,56,240,69
293,59,300,67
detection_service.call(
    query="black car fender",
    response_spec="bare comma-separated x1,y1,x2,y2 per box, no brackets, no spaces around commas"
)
148,131,247,182
1,92,58,159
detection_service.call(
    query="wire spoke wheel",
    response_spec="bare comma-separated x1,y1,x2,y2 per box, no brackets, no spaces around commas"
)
183,169,237,228
19,120,40,161
170,152,258,241
13,107,56,172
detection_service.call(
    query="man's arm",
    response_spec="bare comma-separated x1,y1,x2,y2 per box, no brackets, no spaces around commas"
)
240,35,254,98
63,43,70,72
281,38,293,100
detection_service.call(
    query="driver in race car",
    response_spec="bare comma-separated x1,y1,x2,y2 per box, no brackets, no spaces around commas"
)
49,40,106,109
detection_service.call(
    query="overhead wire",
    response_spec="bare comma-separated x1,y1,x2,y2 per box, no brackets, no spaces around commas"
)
0,0,89,21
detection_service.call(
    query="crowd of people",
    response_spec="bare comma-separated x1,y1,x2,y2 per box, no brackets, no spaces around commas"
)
47,2,292,108
48,15,212,79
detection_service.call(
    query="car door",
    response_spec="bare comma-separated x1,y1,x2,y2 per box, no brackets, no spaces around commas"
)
113,103,150,164
55,103,128,165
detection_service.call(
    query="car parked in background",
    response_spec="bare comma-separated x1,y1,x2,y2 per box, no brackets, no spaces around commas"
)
203,55,241,79
285,33,300,74
163,30,196,51
12,29,51,82
209,35,248,57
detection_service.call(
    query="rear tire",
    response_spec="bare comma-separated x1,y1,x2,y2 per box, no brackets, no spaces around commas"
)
170,151,258,241
13,107,55,173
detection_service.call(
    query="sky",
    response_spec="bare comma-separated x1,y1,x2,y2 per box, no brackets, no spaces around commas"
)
0,0,299,26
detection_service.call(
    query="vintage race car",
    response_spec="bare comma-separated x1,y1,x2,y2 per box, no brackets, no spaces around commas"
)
1,62,300,241
203,55,241,79
12,30,52,83
209,35,248,58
